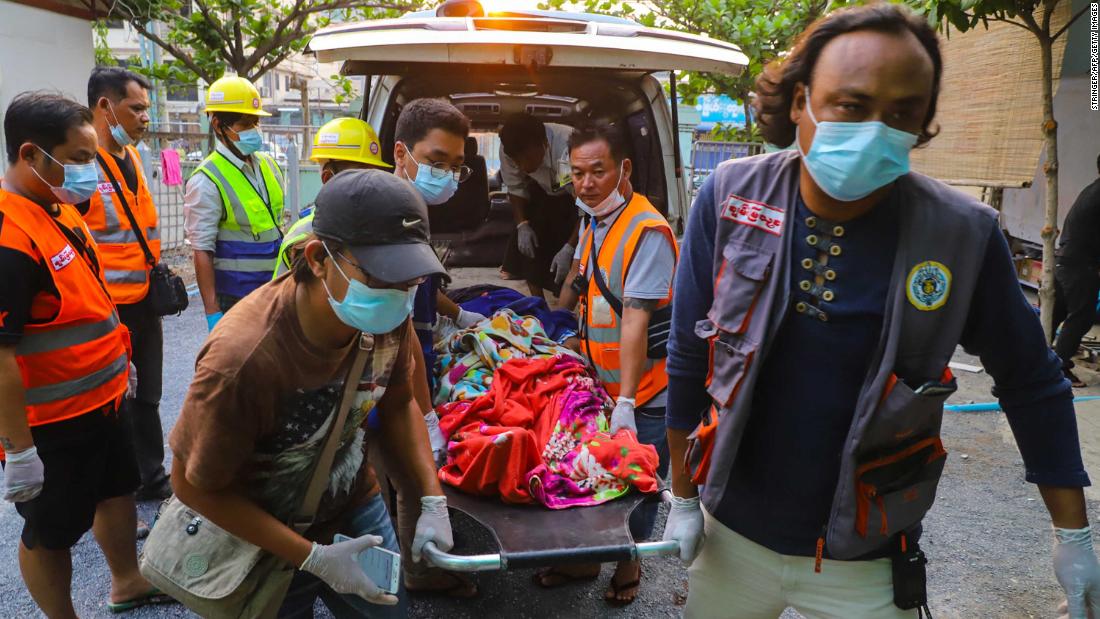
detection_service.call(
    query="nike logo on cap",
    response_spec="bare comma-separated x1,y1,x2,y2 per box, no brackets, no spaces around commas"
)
402,218,422,228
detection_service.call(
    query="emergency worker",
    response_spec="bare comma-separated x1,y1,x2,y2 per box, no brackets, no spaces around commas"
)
662,6,1100,617
273,117,392,278
169,170,454,616
0,92,167,616
184,75,285,330
553,123,678,606
499,113,578,299
81,67,171,501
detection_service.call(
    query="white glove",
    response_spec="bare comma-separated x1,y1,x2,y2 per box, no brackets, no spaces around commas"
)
300,535,398,606
517,221,539,258
456,309,487,329
411,495,453,563
1054,526,1100,618
609,396,637,435
3,445,45,503
127,362,138,399
663,495,705,566
550,243,575,284
424,411,447,466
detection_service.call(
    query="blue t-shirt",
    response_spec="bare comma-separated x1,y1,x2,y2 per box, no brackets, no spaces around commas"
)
667,172,1089,558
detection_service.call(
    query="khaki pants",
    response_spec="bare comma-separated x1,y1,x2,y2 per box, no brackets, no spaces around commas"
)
685,510,917,619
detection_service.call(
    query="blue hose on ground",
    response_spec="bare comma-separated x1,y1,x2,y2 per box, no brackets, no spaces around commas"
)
945,396,1100,412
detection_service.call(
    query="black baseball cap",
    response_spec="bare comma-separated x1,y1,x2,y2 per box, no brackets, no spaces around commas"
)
312,169,446,283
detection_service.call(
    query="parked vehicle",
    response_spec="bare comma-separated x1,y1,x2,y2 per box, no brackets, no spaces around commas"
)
309,1,746,267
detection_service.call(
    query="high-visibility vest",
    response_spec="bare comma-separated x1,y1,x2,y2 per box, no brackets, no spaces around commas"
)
0,190,130,442
273,210,314,279
83,145,160,304
578,193,678,407
192,151,285,299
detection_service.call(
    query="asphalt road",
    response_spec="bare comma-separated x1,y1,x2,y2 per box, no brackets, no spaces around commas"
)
0,273,1097,618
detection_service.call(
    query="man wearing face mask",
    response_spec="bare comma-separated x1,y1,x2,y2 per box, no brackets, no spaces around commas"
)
551,123,677,606
168,169,453,616
0,92,168,615
79,67,173,504
184,75,285,330
663,5,1099,618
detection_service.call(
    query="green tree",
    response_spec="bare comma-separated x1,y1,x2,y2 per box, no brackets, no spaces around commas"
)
542,0,836,137
903,0,1089,339
105,0,425,86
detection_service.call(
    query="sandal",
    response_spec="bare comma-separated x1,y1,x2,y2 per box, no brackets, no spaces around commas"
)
604,566,641,607
532,565,600,588
107,588,174,613
405,570,479,599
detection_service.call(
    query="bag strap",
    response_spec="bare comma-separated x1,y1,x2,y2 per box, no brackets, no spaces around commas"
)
97,153,156,267
292,336,371,533
587,217,625,318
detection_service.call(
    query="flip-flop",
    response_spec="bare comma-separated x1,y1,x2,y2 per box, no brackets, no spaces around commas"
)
405,570,479,599
107,588,174,613
532,566,600,588
604,567,641,607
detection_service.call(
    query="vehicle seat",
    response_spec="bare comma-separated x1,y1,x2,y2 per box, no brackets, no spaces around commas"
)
429,136,490,234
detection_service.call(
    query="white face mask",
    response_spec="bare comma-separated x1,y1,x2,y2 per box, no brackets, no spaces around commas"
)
575,161,626,218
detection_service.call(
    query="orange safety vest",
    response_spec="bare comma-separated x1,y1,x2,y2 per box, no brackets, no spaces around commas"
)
0,190,131,440
83,145,160,304
578,192,678,406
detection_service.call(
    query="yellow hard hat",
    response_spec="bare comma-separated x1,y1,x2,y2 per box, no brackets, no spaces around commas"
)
205,75,270,116
310,117,391,168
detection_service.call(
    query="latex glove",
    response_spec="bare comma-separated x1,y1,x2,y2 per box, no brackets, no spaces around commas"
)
609,396,637,435
205,311,224,332
663,495,705,566
3,446,45,503
411,495,453,563
424,411,447,466
550,243,575,284
1054,526,1100,618
300,535,398,606
456,309,487,329
126,362,138,399
517,221,539,258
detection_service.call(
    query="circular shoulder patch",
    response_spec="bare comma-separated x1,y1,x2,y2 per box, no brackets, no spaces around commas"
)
906,261,952,311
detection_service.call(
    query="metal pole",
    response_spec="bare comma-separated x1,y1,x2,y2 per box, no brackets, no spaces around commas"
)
669,71,683,181
287,136,300,220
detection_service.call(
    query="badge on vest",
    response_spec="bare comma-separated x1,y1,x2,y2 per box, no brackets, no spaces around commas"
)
51,245,77,271
906,261,951,311
97,182,115,194
721,194,784,235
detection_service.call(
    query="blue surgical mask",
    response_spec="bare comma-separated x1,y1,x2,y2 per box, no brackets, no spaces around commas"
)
107,102,133,148
31,146,99,204
232,127,264,157
321,243,415,334
796,87,918,202
400,143,459,206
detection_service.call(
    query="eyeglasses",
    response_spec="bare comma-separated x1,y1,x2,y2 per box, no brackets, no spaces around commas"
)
332,250,427,289
404,144,472,183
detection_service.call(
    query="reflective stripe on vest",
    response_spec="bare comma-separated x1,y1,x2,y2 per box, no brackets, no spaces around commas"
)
274,213,314,279
85,145,159,304
0,191,130,429
578,194,676,404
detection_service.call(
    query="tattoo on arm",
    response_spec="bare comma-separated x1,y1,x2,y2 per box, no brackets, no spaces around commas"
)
623,298,659,311
0,437,13,451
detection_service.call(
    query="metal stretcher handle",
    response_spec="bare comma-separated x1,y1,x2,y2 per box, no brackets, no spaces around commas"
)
421,540,680,573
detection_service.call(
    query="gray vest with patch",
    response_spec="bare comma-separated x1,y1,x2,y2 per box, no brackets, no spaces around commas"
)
699,150,998,559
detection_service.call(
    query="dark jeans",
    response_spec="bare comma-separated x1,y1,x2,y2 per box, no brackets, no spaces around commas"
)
1053,262,1100,367
278,493,407,618
628,405,669,542
116,296,168,492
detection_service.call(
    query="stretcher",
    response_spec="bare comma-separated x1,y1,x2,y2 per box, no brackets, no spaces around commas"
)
422,486,679,572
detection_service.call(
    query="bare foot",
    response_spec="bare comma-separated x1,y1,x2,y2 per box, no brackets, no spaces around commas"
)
604,559,641,606
532,563,601,587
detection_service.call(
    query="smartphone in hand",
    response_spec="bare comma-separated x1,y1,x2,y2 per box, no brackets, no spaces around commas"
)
333,533,401,594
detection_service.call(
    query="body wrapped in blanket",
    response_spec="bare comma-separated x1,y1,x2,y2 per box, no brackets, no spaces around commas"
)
434,312,658,510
